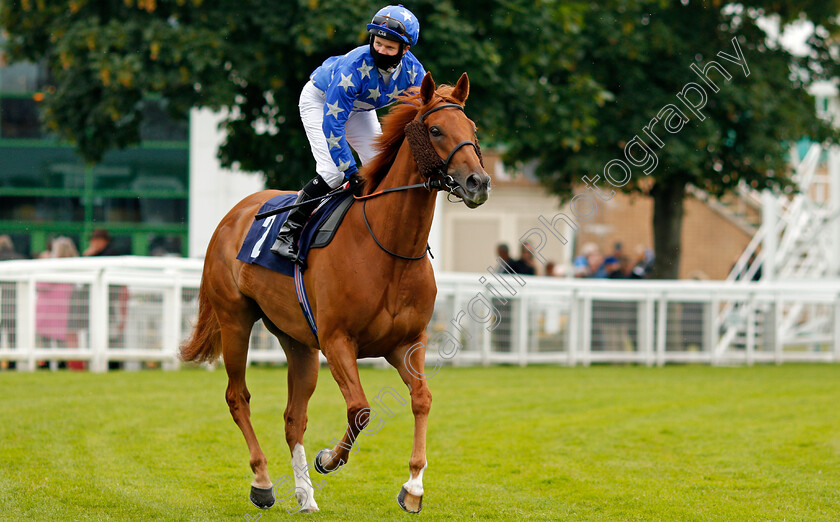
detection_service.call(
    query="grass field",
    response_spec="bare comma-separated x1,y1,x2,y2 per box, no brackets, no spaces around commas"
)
1,364,839,521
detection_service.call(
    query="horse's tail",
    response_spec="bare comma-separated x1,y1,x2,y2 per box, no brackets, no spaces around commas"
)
180,276,222,363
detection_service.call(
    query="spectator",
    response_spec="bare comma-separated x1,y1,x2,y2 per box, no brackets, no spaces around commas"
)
631,244,655,279
495,243,515,273
492,243,514,352
0,235,24,260
83,229,121,256
51,236,79,259
614,256,635,278
516,242,537,276
573,242,600,277
605,256,624,278
587,250,608,278
604,241,623,266
35,237,80,369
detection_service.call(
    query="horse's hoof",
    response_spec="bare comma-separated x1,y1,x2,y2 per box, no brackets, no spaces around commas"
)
249,485,275,509
397,486,423,513
313,448,341,475
295,490,320,513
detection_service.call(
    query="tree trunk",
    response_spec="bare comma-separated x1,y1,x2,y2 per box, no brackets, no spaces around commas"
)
650,181,686,279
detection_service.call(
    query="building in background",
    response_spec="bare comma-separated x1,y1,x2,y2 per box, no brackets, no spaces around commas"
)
0,44,263,259
0,48,188,257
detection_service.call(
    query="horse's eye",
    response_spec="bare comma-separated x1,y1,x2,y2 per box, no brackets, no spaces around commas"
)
429,126,442,137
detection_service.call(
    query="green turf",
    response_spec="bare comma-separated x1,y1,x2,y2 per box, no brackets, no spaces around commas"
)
1,364,839,521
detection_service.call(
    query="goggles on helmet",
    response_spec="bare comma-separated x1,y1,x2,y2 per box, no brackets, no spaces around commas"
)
370,14,408,39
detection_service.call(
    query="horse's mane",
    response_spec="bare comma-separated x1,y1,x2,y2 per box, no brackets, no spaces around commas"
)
360,85,460,193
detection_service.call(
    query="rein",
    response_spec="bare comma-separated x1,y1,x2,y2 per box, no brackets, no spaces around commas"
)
357,101,482,261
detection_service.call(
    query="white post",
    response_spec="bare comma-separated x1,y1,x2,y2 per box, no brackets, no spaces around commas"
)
834,293,840,362
761,190,777,282
22,279,36,372
745,294,756,366
829,146,840,277
162,277,182,371
640,297,654,367
517,292,528,367
480,295,491,367
567,290,578,366
705,297,718,364
656,295,667,367
90,272,109,373
581,295,592,366
774,293,784,365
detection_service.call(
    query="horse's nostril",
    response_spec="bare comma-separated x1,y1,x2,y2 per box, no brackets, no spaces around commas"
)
466,174,480,192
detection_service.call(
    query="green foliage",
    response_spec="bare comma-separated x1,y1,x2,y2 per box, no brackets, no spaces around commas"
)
1,365,839,519
511,2,840,196
3,1,840,273
497,1,840,277
1,0,530,187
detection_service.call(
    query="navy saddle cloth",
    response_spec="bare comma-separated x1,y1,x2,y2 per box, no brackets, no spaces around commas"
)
236,190,355,276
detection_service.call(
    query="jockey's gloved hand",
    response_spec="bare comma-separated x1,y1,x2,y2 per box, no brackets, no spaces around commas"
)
347,170,365,196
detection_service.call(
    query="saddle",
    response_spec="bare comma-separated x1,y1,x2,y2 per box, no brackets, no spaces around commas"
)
236,190,355,276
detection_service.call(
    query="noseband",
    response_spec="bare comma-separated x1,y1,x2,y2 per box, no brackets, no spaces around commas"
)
404,103,484,193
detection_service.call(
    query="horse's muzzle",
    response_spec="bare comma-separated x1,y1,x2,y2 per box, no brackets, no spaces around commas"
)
456,172,491,208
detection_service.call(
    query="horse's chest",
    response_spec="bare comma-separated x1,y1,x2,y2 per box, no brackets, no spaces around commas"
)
373,276,435,341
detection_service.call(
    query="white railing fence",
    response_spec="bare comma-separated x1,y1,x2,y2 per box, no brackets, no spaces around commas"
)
1,257,838,372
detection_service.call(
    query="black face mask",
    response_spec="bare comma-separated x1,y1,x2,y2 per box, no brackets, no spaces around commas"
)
369,36,404,71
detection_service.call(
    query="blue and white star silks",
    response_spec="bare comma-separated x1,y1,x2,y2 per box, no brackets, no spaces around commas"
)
310,45,426,177
325,100,345,119
357,62,373,79
326,131,342,150
338,72,355,91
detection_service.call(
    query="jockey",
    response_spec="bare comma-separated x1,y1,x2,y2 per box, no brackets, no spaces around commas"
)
272,4,427,261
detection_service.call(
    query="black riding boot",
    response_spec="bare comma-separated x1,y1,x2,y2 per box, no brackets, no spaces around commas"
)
270,175,333,261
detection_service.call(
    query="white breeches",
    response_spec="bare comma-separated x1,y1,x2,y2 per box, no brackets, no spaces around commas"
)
298,81,382,189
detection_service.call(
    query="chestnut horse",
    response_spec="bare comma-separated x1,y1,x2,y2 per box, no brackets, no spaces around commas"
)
180,72,490,513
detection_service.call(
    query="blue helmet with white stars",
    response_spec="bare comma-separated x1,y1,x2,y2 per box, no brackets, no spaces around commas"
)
366,5,420,47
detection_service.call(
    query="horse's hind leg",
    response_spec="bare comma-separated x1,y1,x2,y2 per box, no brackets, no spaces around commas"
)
386,338,432,513
265,325,321,513
221,317,275,509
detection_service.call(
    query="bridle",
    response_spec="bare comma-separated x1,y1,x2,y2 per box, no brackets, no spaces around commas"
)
404,102,484,196
358,100,484,261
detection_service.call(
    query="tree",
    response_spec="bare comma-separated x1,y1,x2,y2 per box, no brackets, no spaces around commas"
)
0,0,597,189
6,1,829,278
501,0,840,278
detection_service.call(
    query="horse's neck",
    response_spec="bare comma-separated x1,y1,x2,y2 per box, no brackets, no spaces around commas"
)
364,145,436,255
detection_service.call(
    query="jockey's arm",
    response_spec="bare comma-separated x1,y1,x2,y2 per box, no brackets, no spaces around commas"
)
322,66,362,178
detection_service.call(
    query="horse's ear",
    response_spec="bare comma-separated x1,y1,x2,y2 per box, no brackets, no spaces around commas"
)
420,72,435,104
451,72,470,104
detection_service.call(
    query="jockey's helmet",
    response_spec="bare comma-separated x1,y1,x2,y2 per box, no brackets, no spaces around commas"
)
366,5,420,47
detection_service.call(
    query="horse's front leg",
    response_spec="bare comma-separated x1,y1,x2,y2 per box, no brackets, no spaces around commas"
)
313,338,370,475
386,337,432,513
